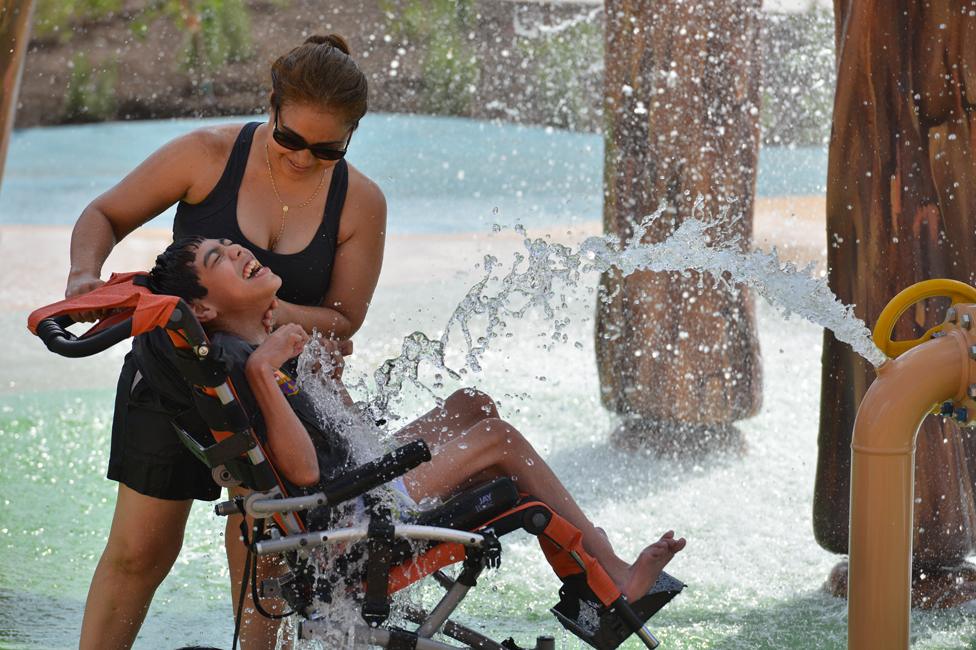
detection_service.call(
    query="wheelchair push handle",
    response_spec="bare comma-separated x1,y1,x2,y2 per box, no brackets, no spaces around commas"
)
35,314,134,358
321,439,432,506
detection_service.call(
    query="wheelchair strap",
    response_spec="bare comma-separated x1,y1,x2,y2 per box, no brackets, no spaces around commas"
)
363,513,397,627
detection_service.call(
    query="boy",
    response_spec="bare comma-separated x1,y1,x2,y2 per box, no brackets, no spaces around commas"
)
147,236,686,607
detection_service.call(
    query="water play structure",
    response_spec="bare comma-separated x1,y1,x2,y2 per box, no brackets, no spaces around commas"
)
0,1,32,181
816,0,976,606
850,279,976,648
597,0,762,449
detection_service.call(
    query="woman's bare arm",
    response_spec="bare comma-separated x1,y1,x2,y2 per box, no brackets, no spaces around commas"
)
66,129,225,297
274,175,387,339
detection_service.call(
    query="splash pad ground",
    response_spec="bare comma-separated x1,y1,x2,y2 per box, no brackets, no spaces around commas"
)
2,196,976,649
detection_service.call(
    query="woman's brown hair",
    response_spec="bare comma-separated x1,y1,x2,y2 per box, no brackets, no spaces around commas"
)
270,34,368,128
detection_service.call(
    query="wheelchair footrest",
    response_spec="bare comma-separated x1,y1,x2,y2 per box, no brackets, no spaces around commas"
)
550,571,684,650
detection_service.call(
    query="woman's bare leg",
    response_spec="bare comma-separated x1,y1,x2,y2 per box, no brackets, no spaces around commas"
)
393,388,498,447
226,488,290,650
404,418,685,601
79,484,192,650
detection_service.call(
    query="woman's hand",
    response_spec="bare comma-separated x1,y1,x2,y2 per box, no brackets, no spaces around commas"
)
248,323,309,371
262,298,279,334
64,270,107,322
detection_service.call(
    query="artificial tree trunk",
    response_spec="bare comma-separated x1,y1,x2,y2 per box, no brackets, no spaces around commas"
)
816,0,976,607
597,0,763,451
0,0,34,182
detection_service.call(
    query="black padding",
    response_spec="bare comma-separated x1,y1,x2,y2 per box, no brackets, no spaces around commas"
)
415,477,519,530
171,347,231,388
320,441,431,507
190,389,250,432
172,419,255,467
37,315,133,358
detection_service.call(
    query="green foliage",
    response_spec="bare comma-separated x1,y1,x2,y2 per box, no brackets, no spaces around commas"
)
384,0,479,115
514,19,603,130
131,0,253,74
33,0,123,42
62,53,118,122
761,8,835,147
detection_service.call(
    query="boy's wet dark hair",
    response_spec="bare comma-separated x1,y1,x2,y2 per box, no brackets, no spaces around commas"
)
147,235,208,301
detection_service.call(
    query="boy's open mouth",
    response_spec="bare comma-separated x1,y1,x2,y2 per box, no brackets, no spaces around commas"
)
243,259,264,279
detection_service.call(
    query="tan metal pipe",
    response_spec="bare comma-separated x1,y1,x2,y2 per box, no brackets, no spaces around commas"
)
848,329,971,649
0,0,35,184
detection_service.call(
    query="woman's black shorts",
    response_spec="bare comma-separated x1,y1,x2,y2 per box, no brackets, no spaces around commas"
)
107,352,221,501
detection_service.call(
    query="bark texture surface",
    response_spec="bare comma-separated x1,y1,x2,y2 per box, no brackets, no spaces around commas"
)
598,0,763,440
816,0,976,565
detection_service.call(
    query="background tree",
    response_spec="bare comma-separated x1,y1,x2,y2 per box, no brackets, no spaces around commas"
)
598,0,763,451
816,0,976,606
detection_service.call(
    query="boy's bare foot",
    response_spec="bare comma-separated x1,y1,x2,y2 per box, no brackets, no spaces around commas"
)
622,531,686,602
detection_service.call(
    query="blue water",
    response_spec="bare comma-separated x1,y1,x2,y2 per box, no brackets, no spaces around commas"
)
0,113,827,233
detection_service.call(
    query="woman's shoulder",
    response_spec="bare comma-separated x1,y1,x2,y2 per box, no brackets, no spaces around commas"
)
179,122,253,164
173,122,258,204
344,163,387,215
337,163,387,243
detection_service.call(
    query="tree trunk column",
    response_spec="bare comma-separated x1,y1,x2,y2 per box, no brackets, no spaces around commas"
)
598,0,762,449
817,0,976,605
0,0,34,183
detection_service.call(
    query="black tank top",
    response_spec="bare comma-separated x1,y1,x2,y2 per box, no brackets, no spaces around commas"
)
173,121,347,306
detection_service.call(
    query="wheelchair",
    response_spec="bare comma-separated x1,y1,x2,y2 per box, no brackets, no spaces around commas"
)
30,271,683,649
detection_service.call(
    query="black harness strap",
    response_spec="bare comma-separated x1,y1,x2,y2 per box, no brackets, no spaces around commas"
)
362,513,396,627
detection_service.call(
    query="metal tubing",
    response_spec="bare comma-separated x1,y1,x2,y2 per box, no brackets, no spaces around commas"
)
0,0,34,186
848,331,969,649
299,623,460,649
247,492,328,515
254,524,485,556
416,581,471,638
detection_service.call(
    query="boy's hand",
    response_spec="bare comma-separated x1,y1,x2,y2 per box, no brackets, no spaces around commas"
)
318,339,350,381
248,323,308,371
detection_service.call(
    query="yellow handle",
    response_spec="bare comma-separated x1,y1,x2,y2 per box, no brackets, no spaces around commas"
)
873,279,976,359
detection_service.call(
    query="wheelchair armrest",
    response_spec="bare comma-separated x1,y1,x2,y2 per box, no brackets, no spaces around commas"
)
320,439,431,506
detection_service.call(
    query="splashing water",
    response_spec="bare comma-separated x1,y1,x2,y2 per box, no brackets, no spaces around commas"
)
284,200,888,644
362,199,886,422
581,199,889,368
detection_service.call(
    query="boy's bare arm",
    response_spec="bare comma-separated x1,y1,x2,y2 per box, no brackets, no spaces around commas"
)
245,325,320,486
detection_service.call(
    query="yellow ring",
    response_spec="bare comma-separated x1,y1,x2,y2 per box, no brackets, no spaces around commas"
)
873,279,976,359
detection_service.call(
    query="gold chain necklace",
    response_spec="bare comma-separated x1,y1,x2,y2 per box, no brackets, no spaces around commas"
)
264,144,329,251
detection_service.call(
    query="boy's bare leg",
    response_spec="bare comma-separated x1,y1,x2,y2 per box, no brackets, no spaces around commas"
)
80,484,192,650
404,418,685,601
393,388,498,447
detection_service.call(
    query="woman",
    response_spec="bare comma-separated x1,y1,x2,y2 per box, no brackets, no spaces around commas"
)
63,34,487,649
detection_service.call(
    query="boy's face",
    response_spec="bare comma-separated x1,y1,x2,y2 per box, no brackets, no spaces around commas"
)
191,239,280,321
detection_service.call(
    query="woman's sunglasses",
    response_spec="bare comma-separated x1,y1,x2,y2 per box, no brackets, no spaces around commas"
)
272,107,352,161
